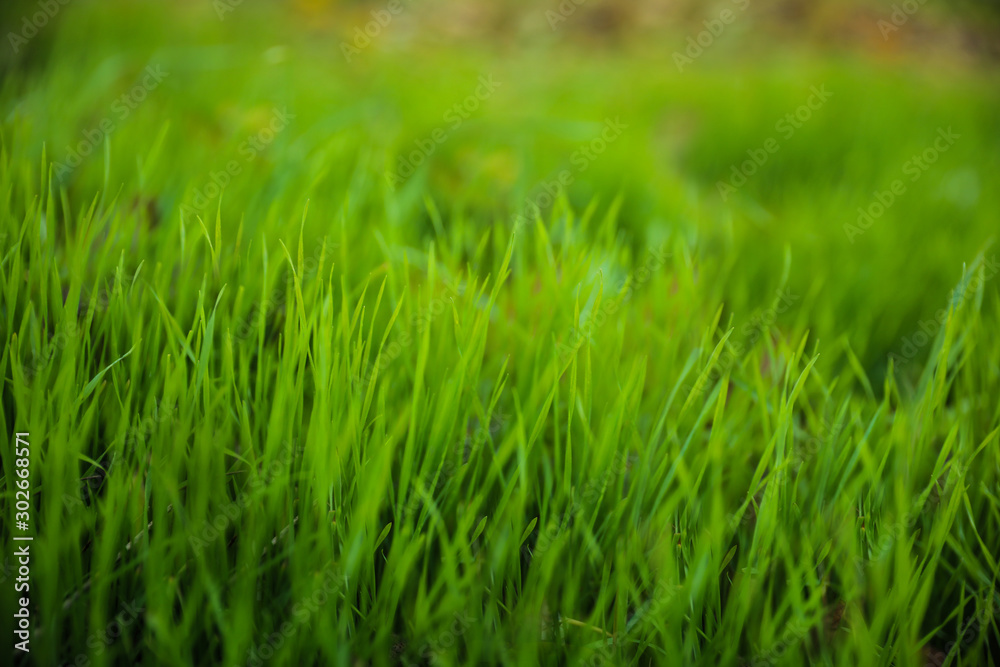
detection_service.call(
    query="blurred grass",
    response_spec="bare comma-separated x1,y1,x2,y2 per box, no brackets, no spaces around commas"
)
1,0,999,666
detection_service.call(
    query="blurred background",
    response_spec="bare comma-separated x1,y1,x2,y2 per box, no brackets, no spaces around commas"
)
2,0,999,381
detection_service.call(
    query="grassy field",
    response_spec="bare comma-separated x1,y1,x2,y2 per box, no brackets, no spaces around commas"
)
2,1,1000,665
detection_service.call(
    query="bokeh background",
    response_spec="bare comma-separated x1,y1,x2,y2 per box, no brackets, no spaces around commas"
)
2,0,998,382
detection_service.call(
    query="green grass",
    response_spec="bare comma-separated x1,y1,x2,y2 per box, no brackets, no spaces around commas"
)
2,1,1000,666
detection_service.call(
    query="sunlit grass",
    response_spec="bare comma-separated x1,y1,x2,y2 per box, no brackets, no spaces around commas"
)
2,2,1000,666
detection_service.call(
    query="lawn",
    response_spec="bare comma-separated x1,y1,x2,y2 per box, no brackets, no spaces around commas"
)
1,1,1000,665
